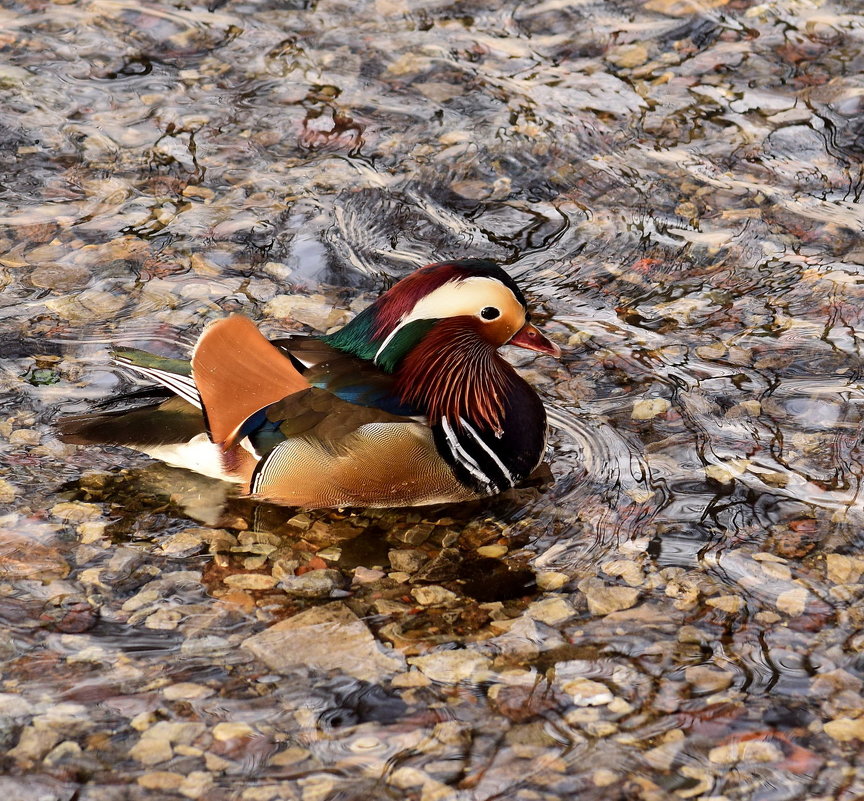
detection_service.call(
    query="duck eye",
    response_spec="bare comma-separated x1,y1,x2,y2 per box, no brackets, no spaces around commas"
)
480,306,500,321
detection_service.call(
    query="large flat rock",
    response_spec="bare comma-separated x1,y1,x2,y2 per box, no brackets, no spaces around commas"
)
242,602,405,682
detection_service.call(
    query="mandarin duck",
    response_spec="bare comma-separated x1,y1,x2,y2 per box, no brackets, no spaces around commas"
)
60,260,561,508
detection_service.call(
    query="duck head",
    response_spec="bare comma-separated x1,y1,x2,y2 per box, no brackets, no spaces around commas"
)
325,259,560,372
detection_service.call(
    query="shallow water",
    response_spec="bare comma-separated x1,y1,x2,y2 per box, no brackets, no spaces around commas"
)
2,0,864,798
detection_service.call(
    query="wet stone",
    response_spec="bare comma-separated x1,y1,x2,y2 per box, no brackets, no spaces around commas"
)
43,740,81,765
561,679,614,707
213,721,254,741
224,573,279,590
631,398,670,420
476,544,508,558
777,587,809,616
8,726,61,763
180,636,232,658
129,736,173,766
0,479,16,503
707,595,744,614
161,530,207,557
145,608,183,630
242,602,405,681
709,740,783,764
137,771,185,791
409,650,492,683
412,548,462,582
388,549,428,572
536,571,569,591
180,772,215,799
50,501,102,522
29,263,90,290
606,44,649,69
163,682,215,700
393,524,434,546
579,580,640,616
411,585,459,607
278,569,342,598
685,665,734,693
823,718,864,742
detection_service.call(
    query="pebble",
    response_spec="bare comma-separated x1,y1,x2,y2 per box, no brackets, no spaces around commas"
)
44,289,124,321
476,544,508,558
561,679,614,706
129,737,173,766
161,531,206,557
180,636,231,658
411,585,459,606
145,609,183,630
389,549,428,572
0,693,32,717
388,766,430,789
137,771,185,791
8,725,60,762
264,294,350,331
29,263,90,290
685,665,734,693
524,596,576,625
601,559,644,586
707,595,744,614
643,730,686,770
163,682,215,700
270,746,313,767
826,554,864,584
391,671,432,688
9,428,40,445
278,569,342,598
78,520,108,544
353,566,386,584
213,721,254,741
592,768,619,786
224,573,279,590
776,587,809,617
631,398,670,420
180,772,215,799
393,524,434,546
535,571,569,591
606,44,649,69
581,582,640,616
823,717,864,742
43,740,81,765
708,740,783,764
0,478,16,503
50,501,102,522
409,650,492,683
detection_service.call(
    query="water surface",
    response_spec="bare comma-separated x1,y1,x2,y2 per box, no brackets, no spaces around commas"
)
2,0,864,799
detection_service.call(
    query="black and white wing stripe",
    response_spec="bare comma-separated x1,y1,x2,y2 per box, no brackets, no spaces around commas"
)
112,357,202,410
436,416,515,495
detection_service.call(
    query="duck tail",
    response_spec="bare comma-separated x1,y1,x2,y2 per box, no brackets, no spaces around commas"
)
58,395,206,448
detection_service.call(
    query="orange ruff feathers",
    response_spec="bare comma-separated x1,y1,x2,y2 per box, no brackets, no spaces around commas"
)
191,315,310,448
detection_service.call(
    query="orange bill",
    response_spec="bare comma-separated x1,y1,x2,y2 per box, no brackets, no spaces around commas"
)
508,322,561,357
